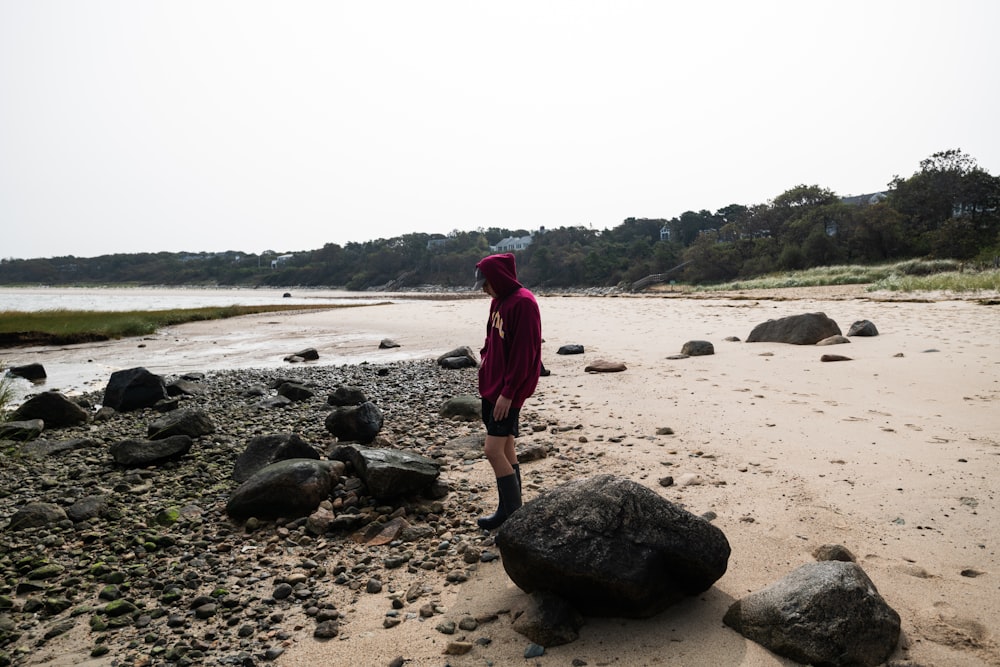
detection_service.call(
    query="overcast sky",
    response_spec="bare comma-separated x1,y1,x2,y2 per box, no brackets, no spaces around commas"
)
2,1,998,260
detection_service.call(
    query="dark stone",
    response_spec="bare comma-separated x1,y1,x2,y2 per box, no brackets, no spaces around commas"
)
324,401,384,444
723,561,900,667
556,344,585,355
327,386,367,406
331,445,440,499
820,354,852,362
379,339,401,349
746,312,842,345
436,346,478,369
226,459,337,521
110,435,193,467
291,347,319,361
439,355,477,369
7,502,67,531
848,320,879,337
439,395,481,421
233,433,320,483
7,363,46,381
680,340,714,356
276,382,315,402
0,419,44,442
102,367,168,411
497,474,730,618
66,495,110,522
165,379,205,397
147,408,216,440
12,392,89,428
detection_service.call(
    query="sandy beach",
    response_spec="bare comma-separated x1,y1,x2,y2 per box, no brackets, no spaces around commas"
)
6,286,999,666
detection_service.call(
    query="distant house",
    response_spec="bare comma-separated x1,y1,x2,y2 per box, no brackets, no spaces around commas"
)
840,191,887,206
491,234,534,253
659,225,671,241
271,254,294,269
426,238,449,251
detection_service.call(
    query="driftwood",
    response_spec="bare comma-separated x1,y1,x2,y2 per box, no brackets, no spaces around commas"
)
630,261,693,292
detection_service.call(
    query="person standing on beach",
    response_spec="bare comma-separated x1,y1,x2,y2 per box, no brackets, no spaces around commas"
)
474,253,542,530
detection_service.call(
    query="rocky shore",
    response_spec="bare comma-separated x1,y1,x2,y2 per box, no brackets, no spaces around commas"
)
0,360,558,666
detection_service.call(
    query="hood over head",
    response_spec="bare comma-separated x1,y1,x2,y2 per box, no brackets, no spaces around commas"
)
475,253,522,298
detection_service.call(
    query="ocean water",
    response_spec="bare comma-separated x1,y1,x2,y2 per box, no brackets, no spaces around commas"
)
0,286,393,312
0,286,449,407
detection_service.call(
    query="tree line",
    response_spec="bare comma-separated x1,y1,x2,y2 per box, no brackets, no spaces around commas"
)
2,149,997,290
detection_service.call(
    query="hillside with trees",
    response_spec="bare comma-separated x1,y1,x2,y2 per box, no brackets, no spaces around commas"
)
2,150,997,290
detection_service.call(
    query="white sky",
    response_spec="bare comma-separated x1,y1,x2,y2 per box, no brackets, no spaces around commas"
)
2,1,998,260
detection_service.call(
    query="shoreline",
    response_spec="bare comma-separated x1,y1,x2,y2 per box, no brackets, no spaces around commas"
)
1,289,998,666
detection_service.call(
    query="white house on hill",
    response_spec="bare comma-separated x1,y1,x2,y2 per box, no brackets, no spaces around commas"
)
491,235,532,252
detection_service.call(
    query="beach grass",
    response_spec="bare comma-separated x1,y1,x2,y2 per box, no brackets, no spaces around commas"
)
694,259,999,293
0,363,14,416
0,303,371,347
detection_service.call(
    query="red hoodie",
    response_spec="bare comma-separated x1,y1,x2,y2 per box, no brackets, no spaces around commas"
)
476,253,542,408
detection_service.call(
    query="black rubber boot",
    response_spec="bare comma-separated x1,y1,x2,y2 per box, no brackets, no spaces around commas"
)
484,463,521,519
477,473,523,530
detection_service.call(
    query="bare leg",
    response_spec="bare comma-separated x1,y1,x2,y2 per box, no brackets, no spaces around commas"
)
484,435,514,477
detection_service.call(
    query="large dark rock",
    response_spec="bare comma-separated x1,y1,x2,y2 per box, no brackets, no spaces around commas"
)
332,445,440,499
226,458,338,521
232,433,320,483
439,395,481,421
324,401,384,444
276,382,315,402
102,367,168,411
147,408,216,440
847,319,879,337
0,419,44,442
291,347,320,361
7,363,46,381
497,474,730,618
328,386,368,406
746,312,842,345
110,435,193,467
436,346,478,369
12,392,89,428
66,495,110,523
6,502,67,531
681,340,715,356
165,379,205,397
556,344,585,355
724,561,900,667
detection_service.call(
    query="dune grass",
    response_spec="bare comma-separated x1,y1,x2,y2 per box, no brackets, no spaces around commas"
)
0,363,14,416
695,259,999,293
0,303,369,347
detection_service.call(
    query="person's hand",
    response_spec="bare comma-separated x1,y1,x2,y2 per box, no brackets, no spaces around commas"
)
493,395,512,421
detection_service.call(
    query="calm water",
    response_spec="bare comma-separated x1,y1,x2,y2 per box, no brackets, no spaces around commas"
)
0,287,452,406
0,286,395,312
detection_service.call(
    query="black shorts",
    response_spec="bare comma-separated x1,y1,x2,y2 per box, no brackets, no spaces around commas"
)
481,398,520,438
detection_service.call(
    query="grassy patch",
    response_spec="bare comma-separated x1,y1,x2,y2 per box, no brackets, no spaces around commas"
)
0,362,15,418
868,268,1000,292
0,303,371,347
692,259,998,292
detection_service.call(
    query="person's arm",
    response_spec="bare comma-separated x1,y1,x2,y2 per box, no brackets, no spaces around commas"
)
497,298,541,413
